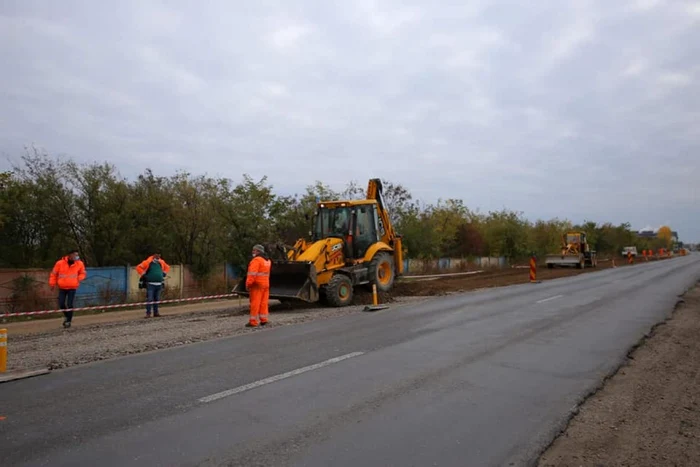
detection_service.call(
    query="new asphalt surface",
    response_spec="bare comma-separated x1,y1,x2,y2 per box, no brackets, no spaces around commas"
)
2,255,700,466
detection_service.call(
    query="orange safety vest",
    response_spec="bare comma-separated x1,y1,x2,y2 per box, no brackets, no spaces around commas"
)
135,256,171,276
246,255,271,288
49,257,86,290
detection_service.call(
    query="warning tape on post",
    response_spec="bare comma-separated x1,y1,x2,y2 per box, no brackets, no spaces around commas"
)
3,293,242,318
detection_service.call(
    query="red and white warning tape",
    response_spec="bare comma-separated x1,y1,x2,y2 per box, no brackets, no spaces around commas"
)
3,293,241,318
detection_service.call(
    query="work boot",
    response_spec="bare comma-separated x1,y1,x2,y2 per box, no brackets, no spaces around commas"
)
62,320,71,328
260,320,268,326
245,322,258,328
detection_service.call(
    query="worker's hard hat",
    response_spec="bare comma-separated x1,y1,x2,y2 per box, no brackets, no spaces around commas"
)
253,244,265,254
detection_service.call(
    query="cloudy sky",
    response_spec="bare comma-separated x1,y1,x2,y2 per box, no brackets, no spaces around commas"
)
1,0,698,240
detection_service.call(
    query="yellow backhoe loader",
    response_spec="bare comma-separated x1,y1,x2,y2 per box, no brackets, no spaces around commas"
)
233,178,404,307
545,231,598,269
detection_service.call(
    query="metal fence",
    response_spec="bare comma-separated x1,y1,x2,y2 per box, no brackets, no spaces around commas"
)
0,263,243,315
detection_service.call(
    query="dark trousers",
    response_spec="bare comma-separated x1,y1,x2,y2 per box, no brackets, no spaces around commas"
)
58,288,77,322
146,283,163,315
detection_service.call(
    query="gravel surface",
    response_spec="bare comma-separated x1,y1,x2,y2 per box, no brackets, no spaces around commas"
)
7,296,426,372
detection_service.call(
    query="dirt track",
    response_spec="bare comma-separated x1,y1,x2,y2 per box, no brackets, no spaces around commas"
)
396,257,639,296
538,280,700,467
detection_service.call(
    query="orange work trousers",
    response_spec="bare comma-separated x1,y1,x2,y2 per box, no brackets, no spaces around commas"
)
249,286,269,325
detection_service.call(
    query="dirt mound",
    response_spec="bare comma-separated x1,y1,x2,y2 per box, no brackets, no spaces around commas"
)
394,259,631,297
269,287,395,311
352,288,394,305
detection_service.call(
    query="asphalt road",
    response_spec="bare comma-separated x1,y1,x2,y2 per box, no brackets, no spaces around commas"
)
2,255,700,467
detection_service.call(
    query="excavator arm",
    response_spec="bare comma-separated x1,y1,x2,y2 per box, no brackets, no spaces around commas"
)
366,178,395,246
366,178,404,275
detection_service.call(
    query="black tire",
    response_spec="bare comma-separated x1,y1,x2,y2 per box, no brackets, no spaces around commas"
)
368,252,395,292
324,274,354,307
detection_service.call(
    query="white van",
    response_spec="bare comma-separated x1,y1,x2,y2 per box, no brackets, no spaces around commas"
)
621,246,638,257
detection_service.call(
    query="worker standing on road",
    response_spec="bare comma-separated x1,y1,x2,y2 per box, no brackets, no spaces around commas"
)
135,250,171,318
245,244,272,327
49,249,87,328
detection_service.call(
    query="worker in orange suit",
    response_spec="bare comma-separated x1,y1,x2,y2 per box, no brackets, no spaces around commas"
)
49,249,87,328
245,244,272,327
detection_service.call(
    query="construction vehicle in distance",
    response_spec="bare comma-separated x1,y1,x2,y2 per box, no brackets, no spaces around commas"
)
233,178,404,307
621,246,638,257
545,231,598,269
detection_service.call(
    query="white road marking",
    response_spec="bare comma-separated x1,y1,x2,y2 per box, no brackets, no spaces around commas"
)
198,352,365,403
536,294,564,304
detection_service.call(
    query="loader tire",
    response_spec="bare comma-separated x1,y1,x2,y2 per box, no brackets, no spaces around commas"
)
368,252,395,292
324,274,354,307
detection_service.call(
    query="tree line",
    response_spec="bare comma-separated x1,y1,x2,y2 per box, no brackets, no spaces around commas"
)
0,147,675,277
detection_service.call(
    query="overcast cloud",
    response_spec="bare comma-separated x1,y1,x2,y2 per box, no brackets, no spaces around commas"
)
1,0,698,240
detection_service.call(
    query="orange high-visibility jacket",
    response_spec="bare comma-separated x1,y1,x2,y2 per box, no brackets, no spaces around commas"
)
135,256,171,276
49,257,86,290
246,255,271,289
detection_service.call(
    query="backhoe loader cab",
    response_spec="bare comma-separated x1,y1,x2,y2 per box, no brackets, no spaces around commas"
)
233,179,405,307
313,201,383,260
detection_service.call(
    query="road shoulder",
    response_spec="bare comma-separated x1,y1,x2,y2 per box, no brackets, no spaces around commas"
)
538,280,700,466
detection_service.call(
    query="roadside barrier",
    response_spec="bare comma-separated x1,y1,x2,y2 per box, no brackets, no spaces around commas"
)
0,329,6,373
529,255,537,283
2,293,240,318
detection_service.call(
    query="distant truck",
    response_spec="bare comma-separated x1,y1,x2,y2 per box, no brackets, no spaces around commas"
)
621,246,638,257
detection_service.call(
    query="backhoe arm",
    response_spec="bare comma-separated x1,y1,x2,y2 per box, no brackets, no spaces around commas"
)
366,178,397,245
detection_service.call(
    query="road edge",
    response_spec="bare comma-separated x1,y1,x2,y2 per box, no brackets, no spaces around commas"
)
530,279,699,466
0,368,51,384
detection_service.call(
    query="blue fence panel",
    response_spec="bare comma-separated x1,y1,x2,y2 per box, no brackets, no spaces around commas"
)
438,258,451,270
225,263,243,281
74,266,128,307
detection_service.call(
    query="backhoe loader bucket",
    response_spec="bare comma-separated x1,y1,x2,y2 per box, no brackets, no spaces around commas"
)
232,261,319,303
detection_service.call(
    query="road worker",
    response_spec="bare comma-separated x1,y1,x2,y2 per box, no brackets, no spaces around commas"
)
49,249,87,328
245,244,272,327
135,249,170,318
